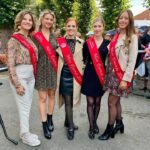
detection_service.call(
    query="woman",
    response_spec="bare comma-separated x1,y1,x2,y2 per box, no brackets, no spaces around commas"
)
7,10,40,146
32,10,58,139
81,17,109,139
56,18,84,140
99,10,138,140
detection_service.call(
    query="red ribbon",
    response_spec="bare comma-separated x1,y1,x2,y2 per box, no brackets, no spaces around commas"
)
87,37,105,85
33,32,58,72
57,37,82,85
11,34,37,76
109,34,131,87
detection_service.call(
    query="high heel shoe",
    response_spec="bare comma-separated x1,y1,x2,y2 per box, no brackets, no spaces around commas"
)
88,128,95,139
114,118,124,134
98,124,115,140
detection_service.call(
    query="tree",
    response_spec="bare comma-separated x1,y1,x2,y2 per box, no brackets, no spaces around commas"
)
143,0,150,7
0,0,30,28
35,0,100,34
100,0,130,30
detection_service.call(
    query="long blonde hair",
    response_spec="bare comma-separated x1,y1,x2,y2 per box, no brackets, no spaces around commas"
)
38,9,56,32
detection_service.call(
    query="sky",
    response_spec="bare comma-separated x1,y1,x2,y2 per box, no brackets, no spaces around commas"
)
130,0,147,15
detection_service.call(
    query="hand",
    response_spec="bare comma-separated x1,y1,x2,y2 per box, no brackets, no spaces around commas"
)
0,54,7,64
119,80,127,90
16,85,25,96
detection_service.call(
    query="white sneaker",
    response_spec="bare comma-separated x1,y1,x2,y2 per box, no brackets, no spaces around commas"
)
20,133,41,147
28,132,39,139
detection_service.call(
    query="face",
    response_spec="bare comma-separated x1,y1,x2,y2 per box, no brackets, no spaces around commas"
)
65,21,78,37
41,13,54,29
118,11,129,30
20,14,33,31
93,21,104,36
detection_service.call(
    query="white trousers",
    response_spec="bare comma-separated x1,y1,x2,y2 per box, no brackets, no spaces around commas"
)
10,65,35,135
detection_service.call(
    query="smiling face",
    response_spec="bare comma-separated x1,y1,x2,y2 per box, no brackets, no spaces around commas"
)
118,11,130,30
20,13,33,32
65,20,78,37
93,21,104,37
41,13,54,29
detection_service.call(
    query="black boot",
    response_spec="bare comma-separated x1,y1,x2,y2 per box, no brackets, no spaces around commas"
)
47,114,54,132
93,123,99,134
88,128,95,139
67,128,74,140
114,118,124,134
42,121,51,139
98,124,115,140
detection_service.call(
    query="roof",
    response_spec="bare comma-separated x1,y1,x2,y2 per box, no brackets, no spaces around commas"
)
134,9,150,20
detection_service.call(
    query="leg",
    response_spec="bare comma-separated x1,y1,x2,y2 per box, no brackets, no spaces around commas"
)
114,98,124,134
38,90,47,122
47,89,55,132
38,90,51,139
47,89,55,115
62,94,74,140
86,96,95,139
98,93,119,140
93,96,101,134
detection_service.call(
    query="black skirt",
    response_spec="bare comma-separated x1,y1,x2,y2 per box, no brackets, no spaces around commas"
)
59,64,73,95
81,62,105,97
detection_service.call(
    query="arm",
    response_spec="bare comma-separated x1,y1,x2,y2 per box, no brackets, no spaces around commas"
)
7,38,21,88
122,34,138,82
82,42,89,65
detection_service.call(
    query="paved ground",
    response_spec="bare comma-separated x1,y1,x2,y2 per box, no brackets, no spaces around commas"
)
0,74,150,150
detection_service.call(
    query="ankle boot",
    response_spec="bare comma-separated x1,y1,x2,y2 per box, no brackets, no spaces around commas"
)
42,121,51,139
88,128,95,139
98,124,115,140
47,114,54,132
114,118,124,134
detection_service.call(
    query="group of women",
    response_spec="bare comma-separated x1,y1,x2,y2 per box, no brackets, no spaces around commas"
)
6,8,138,147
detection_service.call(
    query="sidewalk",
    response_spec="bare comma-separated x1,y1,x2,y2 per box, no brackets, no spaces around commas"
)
0,76,150,150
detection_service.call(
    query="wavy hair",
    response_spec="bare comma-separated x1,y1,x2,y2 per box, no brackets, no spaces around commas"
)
38,9,56,32
14,10,36,34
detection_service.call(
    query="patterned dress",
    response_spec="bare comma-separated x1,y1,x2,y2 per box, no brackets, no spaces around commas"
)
104,37,129,97
34,33,58,90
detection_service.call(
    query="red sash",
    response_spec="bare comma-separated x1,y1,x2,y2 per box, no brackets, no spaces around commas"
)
57,37,82,85
87,37,105,85
109,34,131,87
11,34,37,76
33,32,58,72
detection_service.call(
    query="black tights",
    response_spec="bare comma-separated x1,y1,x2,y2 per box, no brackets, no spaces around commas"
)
62,94,74,128
86,96,101,129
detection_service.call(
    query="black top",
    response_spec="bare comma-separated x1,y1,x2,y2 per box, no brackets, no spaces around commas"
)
81,39,109,97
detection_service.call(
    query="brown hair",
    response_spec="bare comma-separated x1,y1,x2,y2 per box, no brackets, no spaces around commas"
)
116,9,135,46
65,17,78,27
14,10,36,34
38,9,56,32
92,17,105,28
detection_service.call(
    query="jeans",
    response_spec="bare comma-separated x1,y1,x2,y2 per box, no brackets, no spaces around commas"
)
10,65,35,135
